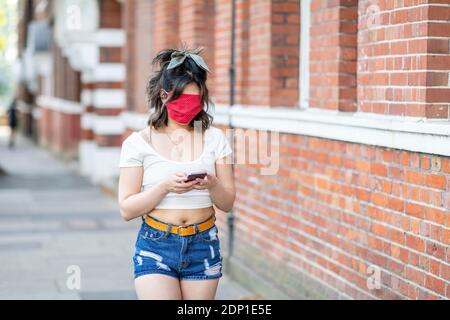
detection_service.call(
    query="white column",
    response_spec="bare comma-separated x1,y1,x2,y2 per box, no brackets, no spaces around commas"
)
299,0,311,109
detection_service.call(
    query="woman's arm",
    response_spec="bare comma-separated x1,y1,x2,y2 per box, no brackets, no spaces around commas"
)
210,155,235,212
118,167,166,221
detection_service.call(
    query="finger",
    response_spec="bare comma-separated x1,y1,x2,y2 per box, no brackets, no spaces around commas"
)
174,178,186,184
173,179,186,185
174,183,195,190
173,183,188,189
174,172,188,180
174,175,188,183
206,174,215,182
185,179,200,186
197,178,207,185
173,187,191,193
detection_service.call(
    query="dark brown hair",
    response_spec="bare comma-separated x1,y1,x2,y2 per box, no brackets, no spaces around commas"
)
146,45,214,131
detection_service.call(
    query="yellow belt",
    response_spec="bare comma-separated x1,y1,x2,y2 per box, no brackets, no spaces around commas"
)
144,214,216,236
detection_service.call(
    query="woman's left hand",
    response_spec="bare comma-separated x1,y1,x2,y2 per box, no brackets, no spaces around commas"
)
192,172,219,190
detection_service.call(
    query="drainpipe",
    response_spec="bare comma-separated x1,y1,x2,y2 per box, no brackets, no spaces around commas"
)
226,0,237,266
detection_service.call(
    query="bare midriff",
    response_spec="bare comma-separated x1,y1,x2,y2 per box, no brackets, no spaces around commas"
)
145,206,216,226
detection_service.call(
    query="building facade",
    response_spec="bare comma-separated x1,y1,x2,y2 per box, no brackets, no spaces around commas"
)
17,0,450,299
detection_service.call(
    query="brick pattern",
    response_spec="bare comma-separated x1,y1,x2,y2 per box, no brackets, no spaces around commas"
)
244,0,299,107
233,0,251,106
212,0,232,103
152,0,180,52
99,0,122,28
179,0,215,55
100,47,123,63
95,134,123,147
214,0,300,107
270,0,300,107
225,131,450,299
129,0,155,113
38,38,82,157
123,0,137,112
358,1,450,118
38,108,81,158
310,0,358,111
52,44,81,102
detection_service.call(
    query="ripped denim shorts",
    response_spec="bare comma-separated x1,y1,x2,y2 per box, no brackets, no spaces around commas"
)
133,215,223,281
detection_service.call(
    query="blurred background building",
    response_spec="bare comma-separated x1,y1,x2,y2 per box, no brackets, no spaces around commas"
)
15,0,450,299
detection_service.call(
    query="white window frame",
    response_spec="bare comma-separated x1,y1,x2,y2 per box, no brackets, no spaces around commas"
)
299,0,311,109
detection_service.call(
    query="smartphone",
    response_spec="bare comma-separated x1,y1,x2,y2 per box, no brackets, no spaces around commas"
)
185,172,207,182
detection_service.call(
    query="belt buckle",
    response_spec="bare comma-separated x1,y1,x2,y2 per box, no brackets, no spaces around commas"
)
175,225,185,236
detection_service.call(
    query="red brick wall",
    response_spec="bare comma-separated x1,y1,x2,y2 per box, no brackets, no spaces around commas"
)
90,1,125,147
124,0,155,113
228,131,449,299
179,0,215,58
358,1,450,118
212,0,232,103
270,0,300,107
52,44,81,102
310,0,358,111
214,0,300,107
99,0,122,28
38,107,51,148
152,0,180,52
233,0,250,105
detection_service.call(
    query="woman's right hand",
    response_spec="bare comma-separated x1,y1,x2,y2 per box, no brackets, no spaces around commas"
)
160,172,199,194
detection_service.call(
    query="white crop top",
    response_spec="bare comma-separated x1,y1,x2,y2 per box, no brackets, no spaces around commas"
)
118,126,233,209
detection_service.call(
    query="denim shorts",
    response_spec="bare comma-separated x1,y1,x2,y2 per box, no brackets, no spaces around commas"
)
133,215,223,281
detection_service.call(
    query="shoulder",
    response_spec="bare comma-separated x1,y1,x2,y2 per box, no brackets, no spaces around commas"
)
119,132,145,167
121,132,140,147
206,126,230,150
206,126,226,139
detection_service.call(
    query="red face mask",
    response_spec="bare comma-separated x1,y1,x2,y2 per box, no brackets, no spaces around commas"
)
164,92,202,124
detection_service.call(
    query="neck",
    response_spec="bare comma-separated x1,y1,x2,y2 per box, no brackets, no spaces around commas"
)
166,118,192,132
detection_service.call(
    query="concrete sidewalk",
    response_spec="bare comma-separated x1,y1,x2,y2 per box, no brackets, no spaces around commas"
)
0,127,252,300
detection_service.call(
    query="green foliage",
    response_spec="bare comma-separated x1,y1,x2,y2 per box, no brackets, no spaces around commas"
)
0,8,6,26
0,0,17,101
0,5,6,52
0,65,9,95
0,35,6,51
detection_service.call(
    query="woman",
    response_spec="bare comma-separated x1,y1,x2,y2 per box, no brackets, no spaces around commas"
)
118,47,235,300
7,97,18,149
